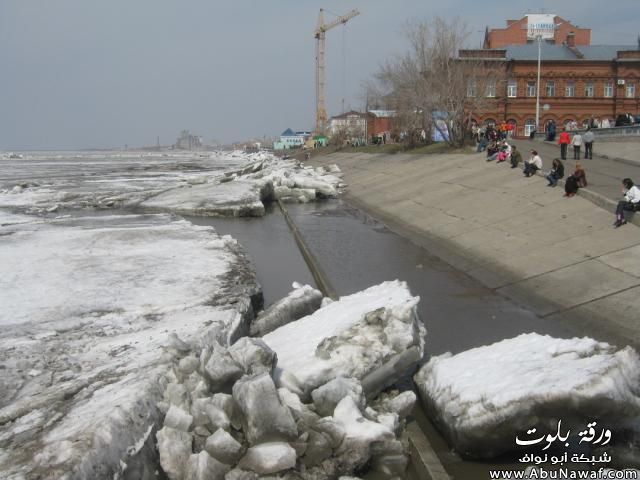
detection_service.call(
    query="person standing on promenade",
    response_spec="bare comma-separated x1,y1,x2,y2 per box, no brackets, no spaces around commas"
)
614,178,640,228
510,145,522,168
583,129,595,159
572,132,583,160
524,150,543,177
558,129,570,160
546,158,564,187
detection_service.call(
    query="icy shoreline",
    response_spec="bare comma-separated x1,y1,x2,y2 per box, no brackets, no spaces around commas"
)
0,211,262,479
0,150,348,478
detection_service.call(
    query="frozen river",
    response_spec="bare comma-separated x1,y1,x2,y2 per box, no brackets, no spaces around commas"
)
0,150,268,479
0,150,624,479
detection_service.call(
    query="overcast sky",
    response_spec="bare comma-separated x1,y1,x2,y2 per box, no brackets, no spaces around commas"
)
1,0,638,149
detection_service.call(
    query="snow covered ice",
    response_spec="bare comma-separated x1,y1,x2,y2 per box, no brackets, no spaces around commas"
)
0,208,260,477
150,281,423,479
0,150,422,479
249,283,323,336
414,333,640,459
0,150,344,216
0,153,278,479
262,280,425,400
139,179,275,217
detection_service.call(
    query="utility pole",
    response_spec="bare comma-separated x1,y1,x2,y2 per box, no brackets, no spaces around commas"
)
535,34,542,134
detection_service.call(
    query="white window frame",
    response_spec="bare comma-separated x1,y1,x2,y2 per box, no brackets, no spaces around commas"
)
507,79,517,98
545,80,555,97
467,79,476,97
524,118,536,137
604,81,613,98
584,82,594,97
527,81,536,97
485,79,496,98
626,83,636,98
565,81,575,97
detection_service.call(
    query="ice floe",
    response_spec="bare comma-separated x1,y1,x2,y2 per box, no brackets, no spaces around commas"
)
0,211,260,479
150,281,422,479
262,281,425,400
414,333,640,459
0,150,344,216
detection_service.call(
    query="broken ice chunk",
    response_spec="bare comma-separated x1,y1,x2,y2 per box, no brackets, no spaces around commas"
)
184,451,230,480
262,281,424,401
311,377,365,417
232,373,298,445
237,442,296,475
157,426,192,480
414,333,640,459
205,428,245,465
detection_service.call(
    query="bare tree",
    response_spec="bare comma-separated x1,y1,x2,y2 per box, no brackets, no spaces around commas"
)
368,17,505,148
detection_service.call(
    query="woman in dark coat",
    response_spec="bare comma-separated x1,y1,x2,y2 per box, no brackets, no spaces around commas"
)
564,162,587,197
546,158,564,186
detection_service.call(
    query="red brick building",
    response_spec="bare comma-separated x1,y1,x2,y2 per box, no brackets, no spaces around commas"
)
461,14,640,138
367,110,394,140
484,14,590,49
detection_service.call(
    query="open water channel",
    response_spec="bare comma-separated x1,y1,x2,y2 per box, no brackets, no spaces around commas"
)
190,198,585,479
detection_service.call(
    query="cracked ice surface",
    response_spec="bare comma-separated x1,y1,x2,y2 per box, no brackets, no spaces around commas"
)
0,211,260,479
414,333,640,459
262,281,425,400
0,150,343,216
0,150,257,213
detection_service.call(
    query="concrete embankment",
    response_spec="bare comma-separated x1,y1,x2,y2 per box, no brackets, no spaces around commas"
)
312,150,640,350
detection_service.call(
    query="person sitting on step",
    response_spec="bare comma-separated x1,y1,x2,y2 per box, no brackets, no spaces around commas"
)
614,178,640,228
523,150,542,177
564,162,587,197
546,158,564,187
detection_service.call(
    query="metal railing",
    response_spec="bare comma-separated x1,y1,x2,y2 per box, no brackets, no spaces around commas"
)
534,125,640,141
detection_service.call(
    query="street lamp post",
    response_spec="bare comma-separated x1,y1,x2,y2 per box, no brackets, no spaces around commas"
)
535,34,542,135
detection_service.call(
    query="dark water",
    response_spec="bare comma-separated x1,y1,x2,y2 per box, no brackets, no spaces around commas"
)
192,200,576,356
285,200,578,356
186,205,316,307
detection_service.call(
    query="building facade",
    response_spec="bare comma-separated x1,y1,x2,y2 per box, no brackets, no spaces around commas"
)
328,111,367,140
273,128,309,149
483,14,590,49
461,15,640,138
367,110,395,142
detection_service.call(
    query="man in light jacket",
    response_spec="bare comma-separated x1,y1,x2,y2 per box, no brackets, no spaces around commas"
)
583,129,595,159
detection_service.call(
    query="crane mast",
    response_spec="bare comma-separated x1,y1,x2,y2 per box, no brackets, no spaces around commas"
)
314,8,360,134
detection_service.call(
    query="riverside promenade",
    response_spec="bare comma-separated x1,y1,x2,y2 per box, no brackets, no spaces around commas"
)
312,141,640,349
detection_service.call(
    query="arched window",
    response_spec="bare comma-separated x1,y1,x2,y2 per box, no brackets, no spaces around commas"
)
524,118,536,137
484,118,496,127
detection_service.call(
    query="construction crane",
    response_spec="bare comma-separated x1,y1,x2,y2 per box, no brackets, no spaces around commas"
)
314,8,360,134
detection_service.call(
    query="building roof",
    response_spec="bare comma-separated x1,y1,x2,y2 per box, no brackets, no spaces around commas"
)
368,109,396,118
330,110,366,119
281,128,295,136
502,44,637,61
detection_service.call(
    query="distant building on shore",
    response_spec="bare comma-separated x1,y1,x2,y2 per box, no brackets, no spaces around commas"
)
272,128,310,150
175,130,202,150
460,13,640,138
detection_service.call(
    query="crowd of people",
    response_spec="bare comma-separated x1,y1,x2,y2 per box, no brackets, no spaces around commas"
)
477,125,639,228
